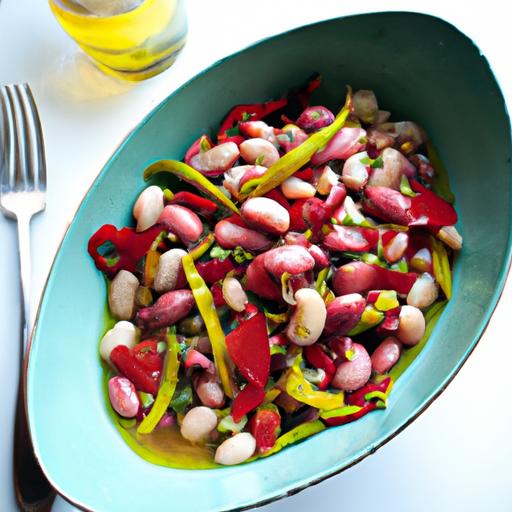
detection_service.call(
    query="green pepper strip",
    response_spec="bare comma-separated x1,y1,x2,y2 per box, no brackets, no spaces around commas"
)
189,233,216,261
286,352,344,410
426,140,455,204
348,305,384,336
144,160,240,214
137,327,180,434
320,405,362,420
181,255,234,398
315,267,329,294
431,236,452,299
240,87,353,198
259,420,326,458
389,300,448,381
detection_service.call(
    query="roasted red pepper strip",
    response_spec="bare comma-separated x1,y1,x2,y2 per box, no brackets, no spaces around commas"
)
304,345,336,376
288,199,308,232
296,73,322,110
248,406,281,453
231,383,266,423
347,377,392,407
409,180,457,228
370,265,418,295
225,312,270,388
217,99,288,141
110,345,159,396
196,257,236,285
323,402,378,426
170,191,218,218
87,224,162,277
133,340,163,374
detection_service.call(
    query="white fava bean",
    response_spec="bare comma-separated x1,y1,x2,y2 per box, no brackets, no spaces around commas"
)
109,270,139,320
316,165,338,195
214,432,256,466
286,288,327,346
132,185,164,232
240,138,280,166
437,225,463,250
191,142,240,172
108,376,140,418
100,320,138,363
281,176,316,199
342,151,369,191
154,248,187,293
397,305,426,346
407,273,439,309
222,277,248,312
181,406,218,443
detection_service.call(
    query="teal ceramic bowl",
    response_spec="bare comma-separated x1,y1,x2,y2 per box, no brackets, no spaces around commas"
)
27,12,511,512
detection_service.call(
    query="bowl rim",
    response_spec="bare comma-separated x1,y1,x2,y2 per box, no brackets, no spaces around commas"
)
25,10,512,512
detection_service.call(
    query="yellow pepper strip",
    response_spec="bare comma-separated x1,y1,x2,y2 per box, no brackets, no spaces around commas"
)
348,305,384,336
374,290,399,312
259,420,326,458
240,87,353,198
188,233,215,261
144,160,240,214
143,249,160,287
286,352,344,411
181,254,234,398
320,405,362,420
264,311,289,324
137,328,180,434
264,388,281,404
431,236,452,299
389,300,447,381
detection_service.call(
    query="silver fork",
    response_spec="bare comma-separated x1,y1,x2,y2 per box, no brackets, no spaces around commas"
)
0,84,55,511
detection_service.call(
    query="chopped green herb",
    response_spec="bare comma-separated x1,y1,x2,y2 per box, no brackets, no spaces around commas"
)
400,175,416,197
255,154,266,166
210,245,232,260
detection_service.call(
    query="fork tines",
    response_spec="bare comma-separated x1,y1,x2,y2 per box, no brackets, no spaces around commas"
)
0,83,46,193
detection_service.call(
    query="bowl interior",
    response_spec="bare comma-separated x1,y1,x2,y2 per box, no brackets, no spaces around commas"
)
27,11,511,512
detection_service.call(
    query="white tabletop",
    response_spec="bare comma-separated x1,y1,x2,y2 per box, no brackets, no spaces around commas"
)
1,1,511,511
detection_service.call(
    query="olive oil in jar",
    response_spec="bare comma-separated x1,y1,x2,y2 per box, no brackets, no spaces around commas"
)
49,0,187,81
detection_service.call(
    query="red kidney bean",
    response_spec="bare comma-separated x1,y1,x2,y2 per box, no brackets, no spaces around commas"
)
108,376,140,418
323,225,379,253
245,254,282,302
371,336,402,374
363,186,412,225
331,343,371,392
263,245,315,278
136,289,195,331
214,218,273,252
332,261,379,295
158,204,204,245
308,244,329,268
324,293,366,335
296,106,335,132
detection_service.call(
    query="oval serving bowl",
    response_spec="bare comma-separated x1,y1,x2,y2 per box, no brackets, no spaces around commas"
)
27,12,511,512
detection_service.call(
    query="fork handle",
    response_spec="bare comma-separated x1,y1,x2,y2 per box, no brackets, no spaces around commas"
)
13,213,55,511
16,213,32,358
